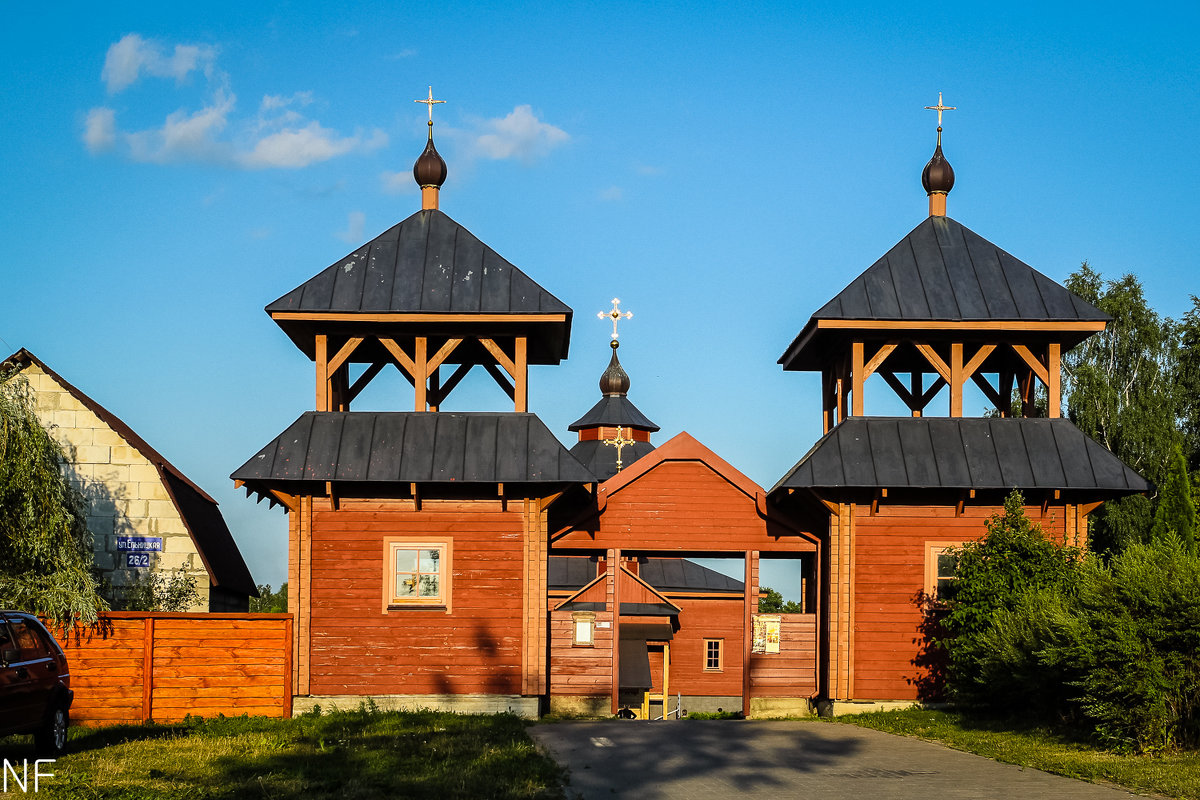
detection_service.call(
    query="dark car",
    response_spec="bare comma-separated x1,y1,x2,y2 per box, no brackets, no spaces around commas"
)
0,612,73,755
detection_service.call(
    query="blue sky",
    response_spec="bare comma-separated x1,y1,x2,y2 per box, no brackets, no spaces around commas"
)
3,2,1198,588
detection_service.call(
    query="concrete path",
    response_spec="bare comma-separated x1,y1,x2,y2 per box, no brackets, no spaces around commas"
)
529,720,1149,800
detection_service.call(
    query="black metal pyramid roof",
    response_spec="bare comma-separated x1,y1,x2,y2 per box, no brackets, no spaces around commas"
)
232,411,595,486
267,209,573,361
267,209,571,316
781,215,1110,368
771,417,1149,494
568,396,659,432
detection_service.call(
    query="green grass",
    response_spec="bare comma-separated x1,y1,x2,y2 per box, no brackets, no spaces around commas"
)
833,708,1200,799
0,708,566,799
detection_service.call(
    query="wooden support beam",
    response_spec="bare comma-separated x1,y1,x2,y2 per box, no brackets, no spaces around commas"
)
1081,500,1104,516
911,372,923,417
918,377,947,408
914,343,952,383
1019,368,1036,417
822,370,834,434
514,336,528,413
325,481,338,512
427,367,440,412
971,373,1006,409
269,490,300,513
950,342,964,417
410,483,421,511
315,334,329,411
347,362,385,402
479,337,516,376
327,337,365,374
1047,342,1062,418
426,338,463,375
377,337,417,376
862,342,898,379
482,361,516,400
1012,344,1050,384
851,341,865,417
998,370,1015,416
804,488,839,516
963,344,996,378
414,337,428,411
880,370,917,409
429,362,472,407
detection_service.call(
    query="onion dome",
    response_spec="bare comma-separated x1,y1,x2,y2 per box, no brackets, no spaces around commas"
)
413,122,447,189
599,341,631,396
921,126,955,195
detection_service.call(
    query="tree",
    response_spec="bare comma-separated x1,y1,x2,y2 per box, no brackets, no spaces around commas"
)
118,568,201,612
0,373,107,625
250,582,288,613
1063,264,1181,552
757,586,802,613
1150,444,1196,552
939,491,1080,707
1176,296,1200,472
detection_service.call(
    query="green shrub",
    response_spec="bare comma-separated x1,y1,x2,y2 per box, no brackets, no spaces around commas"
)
1060,537,1200,751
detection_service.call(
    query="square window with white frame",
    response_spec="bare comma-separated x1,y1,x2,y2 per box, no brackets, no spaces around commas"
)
384,538,451,612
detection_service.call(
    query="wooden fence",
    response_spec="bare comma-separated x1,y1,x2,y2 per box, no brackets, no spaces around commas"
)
51,612,292,726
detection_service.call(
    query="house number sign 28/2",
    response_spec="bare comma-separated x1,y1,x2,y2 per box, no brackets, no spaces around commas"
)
117,536,163,569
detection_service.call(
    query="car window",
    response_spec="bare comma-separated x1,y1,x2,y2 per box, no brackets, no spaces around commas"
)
0,619,14,652
10,617,46,659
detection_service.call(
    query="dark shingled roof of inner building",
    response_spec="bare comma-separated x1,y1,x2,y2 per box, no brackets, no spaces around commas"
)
266,209,573,361
772,417,1150,494
781,215,1111,369
568,396,659,432
568,440,656,482
231,411,595,486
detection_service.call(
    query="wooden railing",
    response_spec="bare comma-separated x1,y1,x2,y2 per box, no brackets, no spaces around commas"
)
51,612,292,726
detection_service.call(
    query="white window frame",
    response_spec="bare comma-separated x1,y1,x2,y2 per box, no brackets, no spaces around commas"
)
383,538,452,613
571,611,596,647
925,541,964,603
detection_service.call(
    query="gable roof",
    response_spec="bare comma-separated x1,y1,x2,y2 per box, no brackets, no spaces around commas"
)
771,416,1150,495
600,430,764,501
780,215,1110,369
231,411,595,487
266,209,573,361
2,349,257,596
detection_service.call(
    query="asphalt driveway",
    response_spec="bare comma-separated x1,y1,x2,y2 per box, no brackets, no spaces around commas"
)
529,720,1148,800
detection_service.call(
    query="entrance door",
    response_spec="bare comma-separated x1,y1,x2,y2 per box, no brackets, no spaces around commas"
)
642,641,670,719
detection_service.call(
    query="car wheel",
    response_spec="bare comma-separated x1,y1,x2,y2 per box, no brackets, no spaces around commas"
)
35,704,68,756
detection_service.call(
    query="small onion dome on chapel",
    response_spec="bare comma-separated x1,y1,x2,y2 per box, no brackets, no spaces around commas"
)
599,340,631,396
413,123,447,189
921,126,955,196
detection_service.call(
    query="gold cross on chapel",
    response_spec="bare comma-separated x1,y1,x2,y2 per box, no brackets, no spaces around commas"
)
415,86,445,123
924,92,956,127
598,298,633,341
603,426,636,472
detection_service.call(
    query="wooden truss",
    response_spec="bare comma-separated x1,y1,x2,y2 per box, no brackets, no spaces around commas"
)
822,339,1062,432
313,333,529,412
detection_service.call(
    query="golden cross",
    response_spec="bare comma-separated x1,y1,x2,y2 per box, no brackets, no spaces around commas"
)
598,298,633,341
415,86,445,124
603,426,636,472
924,92,956,127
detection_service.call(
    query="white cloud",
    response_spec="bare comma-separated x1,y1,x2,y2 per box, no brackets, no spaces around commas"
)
381,170,416,194
635,163,664,176
88,35,387,171
83,107,117,152
469,105,568,164
242,124,386,169
102,33,217,94
125,89,236,164
598,186,623,201
337,211,366,243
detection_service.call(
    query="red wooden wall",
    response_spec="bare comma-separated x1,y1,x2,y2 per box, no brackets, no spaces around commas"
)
306,500,527,696
749,614,817,697
851,502,1069,700
52,612,291,725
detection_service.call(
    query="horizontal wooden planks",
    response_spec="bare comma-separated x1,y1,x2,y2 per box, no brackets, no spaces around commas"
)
306,505,528,696
49,613,291,725
750,615,818,697
849,502,1067,700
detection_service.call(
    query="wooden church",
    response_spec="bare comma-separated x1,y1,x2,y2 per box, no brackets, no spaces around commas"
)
233,91,1147,717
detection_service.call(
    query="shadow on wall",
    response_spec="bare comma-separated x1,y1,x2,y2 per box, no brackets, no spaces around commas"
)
908,589,948,703
60,451,200,611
